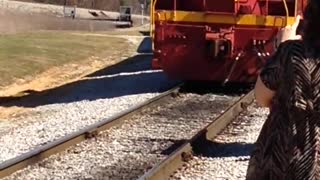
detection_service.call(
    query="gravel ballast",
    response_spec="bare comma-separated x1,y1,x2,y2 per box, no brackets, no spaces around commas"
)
169,103,269,180
4,93,241,179
0,55,178,164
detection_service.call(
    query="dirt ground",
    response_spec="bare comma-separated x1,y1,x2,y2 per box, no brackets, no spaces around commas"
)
0,7,150,119
0,9,118,33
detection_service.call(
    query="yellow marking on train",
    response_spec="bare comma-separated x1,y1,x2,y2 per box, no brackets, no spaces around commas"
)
154,10,296,27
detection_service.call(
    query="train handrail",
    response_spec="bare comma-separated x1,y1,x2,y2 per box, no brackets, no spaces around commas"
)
173,0,177,19
282,0,289,26
150,0,158,51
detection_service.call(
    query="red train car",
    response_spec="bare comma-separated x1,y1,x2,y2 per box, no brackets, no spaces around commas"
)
150,0,307,83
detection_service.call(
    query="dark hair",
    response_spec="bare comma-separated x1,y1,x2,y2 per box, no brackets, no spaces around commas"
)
302,0,320,50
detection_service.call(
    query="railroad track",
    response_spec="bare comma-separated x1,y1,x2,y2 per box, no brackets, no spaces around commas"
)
1,81,255,179
0,83,182,179
139,90,255,180
169,102,268,179
0,53,178,177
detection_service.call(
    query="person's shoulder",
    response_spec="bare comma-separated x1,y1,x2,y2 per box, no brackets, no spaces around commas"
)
277,40,304,54
279,39,303,49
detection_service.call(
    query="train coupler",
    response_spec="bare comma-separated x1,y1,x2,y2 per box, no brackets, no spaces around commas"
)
206,35,232,59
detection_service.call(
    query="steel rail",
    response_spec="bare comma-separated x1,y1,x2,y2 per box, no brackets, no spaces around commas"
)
0,83,183,179
139,90,254,180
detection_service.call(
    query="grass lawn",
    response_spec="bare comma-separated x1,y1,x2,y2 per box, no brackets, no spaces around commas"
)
0,31,128,87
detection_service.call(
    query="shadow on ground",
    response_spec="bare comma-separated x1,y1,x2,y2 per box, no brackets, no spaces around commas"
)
0,54,178,108
137,36,152,54
192,137,254,158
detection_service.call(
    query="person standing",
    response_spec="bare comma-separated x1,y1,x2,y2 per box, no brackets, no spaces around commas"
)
246,0,320,179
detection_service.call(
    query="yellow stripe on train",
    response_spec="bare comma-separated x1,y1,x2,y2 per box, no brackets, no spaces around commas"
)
154,10,296,27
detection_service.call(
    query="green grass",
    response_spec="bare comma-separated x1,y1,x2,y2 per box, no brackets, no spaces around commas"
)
0,31,127,87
